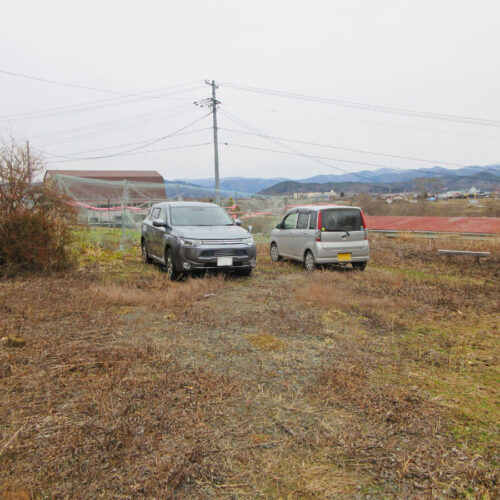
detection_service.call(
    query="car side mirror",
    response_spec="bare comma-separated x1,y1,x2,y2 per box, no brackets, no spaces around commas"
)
234,219,242,226
152,219,169,228
276,223,283,229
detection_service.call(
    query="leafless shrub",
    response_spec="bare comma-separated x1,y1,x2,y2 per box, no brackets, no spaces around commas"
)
0,139,75,276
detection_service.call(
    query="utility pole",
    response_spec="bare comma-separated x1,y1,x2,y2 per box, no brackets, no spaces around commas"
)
205,79,220,205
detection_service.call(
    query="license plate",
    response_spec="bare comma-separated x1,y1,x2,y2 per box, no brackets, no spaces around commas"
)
337,253,351,262
217,257,233,266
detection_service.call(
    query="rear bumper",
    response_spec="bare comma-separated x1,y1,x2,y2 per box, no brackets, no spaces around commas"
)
175,244,257,270
313,241,370,264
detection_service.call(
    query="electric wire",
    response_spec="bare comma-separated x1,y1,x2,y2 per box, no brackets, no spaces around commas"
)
31,102,193,141
46,128,211,157
48,142,211,164
0,85,205,121
45,112,211,161
0,69,201,97
220,127,467,167
220,109,385,183
223,103,500,141
35,108,199,147
219,110,500,183
220,82,500,128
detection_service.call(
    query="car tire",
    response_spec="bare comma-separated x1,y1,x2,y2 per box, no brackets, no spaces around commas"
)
165,248,182,280
141,240,152,264
352,262,367,271
270,242,282,262
304,250,315,271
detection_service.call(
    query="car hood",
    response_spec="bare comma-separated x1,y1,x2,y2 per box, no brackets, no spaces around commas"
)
174,225,251,240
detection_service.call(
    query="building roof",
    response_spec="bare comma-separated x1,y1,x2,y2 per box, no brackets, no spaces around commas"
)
44,170,164,184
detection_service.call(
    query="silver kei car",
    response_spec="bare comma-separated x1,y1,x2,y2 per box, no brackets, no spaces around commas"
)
141,202,256,280
270,204,369,271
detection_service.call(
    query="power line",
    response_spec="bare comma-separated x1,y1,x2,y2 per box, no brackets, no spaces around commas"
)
223,142,393,169
0,84,205,121
219,127,466,167
223,103,500,141
48,142,211,164
35,108,199,147
45,112,211,161
31,102,192,141
220,109,383,183
220,82,500,128
0,69,202,98
222,142,500,184
46,128,211,157
219,110,500,184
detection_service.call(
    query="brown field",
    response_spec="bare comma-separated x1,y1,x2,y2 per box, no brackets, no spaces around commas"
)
355,196,500,218
1,234,499,498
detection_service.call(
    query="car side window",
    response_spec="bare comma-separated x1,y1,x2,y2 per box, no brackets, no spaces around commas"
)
151,207,160,219
297,212,310,229
282,212,298,229
309,211,317,229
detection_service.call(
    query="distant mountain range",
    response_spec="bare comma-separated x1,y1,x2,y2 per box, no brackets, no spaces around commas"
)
167,165,500,198
172,177,287,194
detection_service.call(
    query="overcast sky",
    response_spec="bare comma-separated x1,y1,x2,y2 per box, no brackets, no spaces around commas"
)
1,0,499,181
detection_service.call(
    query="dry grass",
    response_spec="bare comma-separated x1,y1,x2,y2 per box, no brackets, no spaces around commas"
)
295,234,500,497
0,273,238,498
89,274,226,311
1,234,499,498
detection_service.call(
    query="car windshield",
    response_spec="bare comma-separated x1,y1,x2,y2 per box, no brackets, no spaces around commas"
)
321,209,362,231
170,206,234,226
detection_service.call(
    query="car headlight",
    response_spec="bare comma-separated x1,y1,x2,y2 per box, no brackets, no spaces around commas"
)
243,237,254,246
179,238,202,247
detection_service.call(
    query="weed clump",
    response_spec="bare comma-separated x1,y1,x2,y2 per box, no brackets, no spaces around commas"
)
245,333,286,351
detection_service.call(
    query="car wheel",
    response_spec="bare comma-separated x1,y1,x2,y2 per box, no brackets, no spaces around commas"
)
141,240,152,264
165,248,182,280
270,242,282,262
304,250,315,271
352,262,367,271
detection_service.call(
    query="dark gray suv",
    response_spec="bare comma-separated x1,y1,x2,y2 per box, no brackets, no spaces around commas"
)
141,201,257,279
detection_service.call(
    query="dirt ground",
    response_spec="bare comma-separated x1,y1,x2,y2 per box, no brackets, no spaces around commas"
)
1,234,499,499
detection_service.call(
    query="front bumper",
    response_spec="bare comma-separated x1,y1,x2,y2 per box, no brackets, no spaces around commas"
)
175,244,257,270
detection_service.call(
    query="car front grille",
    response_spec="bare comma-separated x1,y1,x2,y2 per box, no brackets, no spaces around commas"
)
200,249,248,257
201,239,245,245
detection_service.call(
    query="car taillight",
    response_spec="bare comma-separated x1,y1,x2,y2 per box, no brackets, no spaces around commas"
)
360,210,368,240
316,211,322,241
360,210,367,229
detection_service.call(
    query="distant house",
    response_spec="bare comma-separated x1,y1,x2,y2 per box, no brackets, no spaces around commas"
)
292,189,336,200
383,194,407,203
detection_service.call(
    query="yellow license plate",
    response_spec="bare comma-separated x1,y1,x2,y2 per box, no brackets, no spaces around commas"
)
337,253,351,262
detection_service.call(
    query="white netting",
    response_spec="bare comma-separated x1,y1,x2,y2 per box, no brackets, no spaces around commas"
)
52,174,167,249
51,173,336,249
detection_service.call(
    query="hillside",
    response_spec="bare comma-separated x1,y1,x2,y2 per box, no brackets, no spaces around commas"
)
173,176,287,194
176,165,500,195
259,172,500,195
